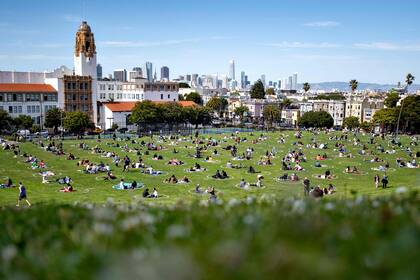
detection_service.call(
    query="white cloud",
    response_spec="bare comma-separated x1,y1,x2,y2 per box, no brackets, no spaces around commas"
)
263,41,340,49
354,42,420,51
303,21,340,27
63,14,83,23
100,37,227,48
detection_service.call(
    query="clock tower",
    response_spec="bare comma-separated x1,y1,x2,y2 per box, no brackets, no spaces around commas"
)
74,21,97,78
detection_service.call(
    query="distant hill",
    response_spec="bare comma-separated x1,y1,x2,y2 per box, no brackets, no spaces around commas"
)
297,82,420,92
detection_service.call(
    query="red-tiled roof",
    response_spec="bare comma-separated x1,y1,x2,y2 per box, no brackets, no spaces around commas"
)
0,83,57,93
104,101,198,112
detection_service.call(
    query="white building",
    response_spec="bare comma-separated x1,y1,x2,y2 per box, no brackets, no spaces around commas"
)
0,84,58,127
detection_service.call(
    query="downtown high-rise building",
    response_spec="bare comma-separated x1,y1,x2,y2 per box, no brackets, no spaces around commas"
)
261,74,266,87
292,73,298,90
191,74,198,86
145,62,153,82
288,76,293,90
160,66,169,80
229,59,235,81
129,67,143,82
113,69,127,82
240,71,246,89
96,64,102,79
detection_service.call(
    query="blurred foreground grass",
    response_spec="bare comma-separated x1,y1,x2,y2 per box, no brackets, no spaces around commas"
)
0,191,419,280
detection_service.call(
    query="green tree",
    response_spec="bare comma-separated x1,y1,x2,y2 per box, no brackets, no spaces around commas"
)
0,109,13,132
281,98,292,109
303,82,310,100
360,121,373,132
130,100,161,125
250,80,265,99
178,94,185,101
185,106,212,128
44,107,65,134
110,123,119,131
178,82,190,88
31,125,41,133
14,115,34,130
384,91,400,108
396,73,416,135
299,111,334,128
206,97,228,117
234,105,249,124
63,112,94,135
398,95,420,134
372,108,397,133
266,88,275,95
185,92,203,105
349,79,358,92
343,116,360,130
263,104,281,128
160,102,185,127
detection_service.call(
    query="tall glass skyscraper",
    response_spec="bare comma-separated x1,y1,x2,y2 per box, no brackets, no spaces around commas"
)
145,62,153,82
229,59,235,81
161,66,169,80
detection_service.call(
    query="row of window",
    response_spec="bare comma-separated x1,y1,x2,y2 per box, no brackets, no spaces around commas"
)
66,82,90,90
0,105,58,114
0,93,57,102
99,84,177,91
66,94,90,101
65,105,90,112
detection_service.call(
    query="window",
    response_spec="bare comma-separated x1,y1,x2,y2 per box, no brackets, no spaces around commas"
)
8,106,12,113
168,94,170,99
0,94,3,102
160,94,163,100
27,106,32,114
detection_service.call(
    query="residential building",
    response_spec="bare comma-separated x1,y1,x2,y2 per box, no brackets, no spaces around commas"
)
0,83,58,127
281,108,300,127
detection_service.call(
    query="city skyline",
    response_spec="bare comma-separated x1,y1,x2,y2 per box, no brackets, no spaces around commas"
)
0,0,419,84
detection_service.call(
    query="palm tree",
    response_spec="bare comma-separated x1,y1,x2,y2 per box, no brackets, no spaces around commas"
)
281,98,292,109
349,79,358,93
303,82,310,101
348,79,358,117
396,73,415,136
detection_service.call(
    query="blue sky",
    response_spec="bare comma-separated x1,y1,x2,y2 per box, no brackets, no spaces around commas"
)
0,0,419,84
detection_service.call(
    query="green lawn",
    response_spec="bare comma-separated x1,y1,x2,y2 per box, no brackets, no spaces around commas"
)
0,130,418,205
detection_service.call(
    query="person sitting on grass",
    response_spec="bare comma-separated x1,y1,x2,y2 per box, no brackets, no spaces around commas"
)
290,173,299,181
208,187,217,202
239,178,248,189
118,179,126,190
310,186,324,198
67,153,75,160
327,183,336,194
314,161,321,168
212,170,223,179
56,176,71,185
150,187,158,198
248,165,260,174
131,180,137,189
179,176,190,183
142,188,150,198
5,178,13,188
250,175,264,188
195,184,203,194
104,171,117,180
294,163,303,171
60,183,74,192
165,174,178,184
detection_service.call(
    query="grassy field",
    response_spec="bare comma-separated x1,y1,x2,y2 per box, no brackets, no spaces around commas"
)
0,130,418,205
0,130,419,279
0,194,419,279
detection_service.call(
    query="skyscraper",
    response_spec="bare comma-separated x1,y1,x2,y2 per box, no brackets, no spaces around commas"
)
229,59,235,81
113,69,127,82
292,73,298,90
96,64,102,79
288,76,293,90
191,74,198,86
145,62,153,82
240,71,245,89
161,66,169,80
261,74,266,87
129,67,143,82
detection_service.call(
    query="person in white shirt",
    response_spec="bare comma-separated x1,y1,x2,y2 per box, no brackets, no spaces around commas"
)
151,188,158,198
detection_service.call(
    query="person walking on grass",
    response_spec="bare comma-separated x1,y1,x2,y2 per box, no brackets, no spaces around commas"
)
16,182,31,207
374,174,380,189
303,177,310,197
381,174,389,189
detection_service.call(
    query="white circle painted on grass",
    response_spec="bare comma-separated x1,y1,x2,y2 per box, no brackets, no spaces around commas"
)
273,177,300,184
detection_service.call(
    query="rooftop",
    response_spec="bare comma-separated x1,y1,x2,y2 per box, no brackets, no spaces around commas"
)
0,83,57,93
